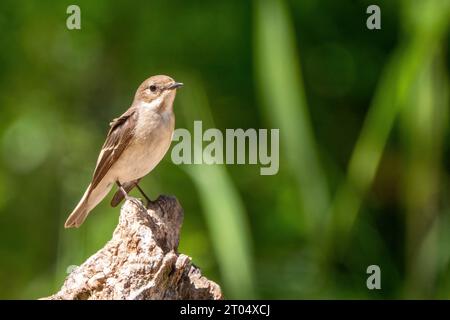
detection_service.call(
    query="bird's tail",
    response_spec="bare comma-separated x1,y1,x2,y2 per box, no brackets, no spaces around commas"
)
64,185,92,228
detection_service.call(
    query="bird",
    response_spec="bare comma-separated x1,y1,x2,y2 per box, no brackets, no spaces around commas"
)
64,75,183,228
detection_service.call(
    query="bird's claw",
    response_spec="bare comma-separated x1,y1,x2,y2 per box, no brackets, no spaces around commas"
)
126,196,146,211
146,199,166,216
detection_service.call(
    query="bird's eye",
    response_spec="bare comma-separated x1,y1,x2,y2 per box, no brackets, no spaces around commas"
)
149,85,157,92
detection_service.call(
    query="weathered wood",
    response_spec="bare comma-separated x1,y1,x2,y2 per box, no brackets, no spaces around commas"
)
44,196,222,300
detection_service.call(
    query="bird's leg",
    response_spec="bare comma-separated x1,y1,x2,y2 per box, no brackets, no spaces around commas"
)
116,181,146,210
135,183,165,214
135,183,152,204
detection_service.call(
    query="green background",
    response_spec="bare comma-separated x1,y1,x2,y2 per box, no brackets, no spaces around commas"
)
0,0,449,299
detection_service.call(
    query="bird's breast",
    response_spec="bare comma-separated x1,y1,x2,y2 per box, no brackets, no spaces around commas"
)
113,109,175,183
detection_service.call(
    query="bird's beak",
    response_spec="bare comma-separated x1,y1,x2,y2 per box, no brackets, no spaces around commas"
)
166,82,184,90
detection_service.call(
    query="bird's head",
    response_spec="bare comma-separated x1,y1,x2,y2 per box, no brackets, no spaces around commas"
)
133,75,183,111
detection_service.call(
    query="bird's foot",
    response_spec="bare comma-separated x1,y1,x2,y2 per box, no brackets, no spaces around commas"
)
125,196,147,211
146,198,166,216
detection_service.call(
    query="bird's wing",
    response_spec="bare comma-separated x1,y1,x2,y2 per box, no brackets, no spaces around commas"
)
91,107,138,190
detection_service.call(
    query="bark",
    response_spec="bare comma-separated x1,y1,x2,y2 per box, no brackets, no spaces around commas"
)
44,196,222,300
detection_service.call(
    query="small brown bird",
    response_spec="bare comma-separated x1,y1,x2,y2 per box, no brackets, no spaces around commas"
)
64,75,183,228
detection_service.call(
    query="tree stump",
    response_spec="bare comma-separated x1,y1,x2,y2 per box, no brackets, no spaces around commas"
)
44,196,222,300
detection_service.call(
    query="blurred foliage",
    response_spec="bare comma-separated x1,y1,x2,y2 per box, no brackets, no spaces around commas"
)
254,0,330,238
0,0,448,299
